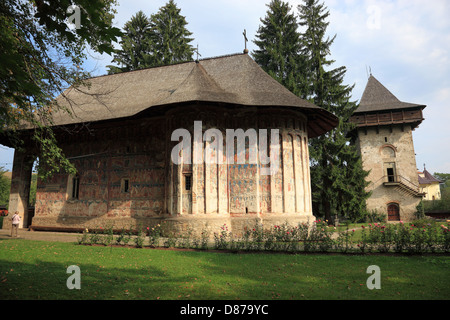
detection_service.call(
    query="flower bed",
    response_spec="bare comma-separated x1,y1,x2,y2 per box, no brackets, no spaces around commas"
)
77,219,450,255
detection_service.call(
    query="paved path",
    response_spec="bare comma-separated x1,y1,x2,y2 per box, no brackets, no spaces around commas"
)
0,228,81,243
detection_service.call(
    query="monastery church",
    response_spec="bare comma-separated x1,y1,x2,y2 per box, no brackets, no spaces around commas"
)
0,52,428,234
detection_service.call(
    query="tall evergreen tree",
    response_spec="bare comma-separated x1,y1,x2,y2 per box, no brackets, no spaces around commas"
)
252,0,306,96
298,0,370,222
149,0,194,66
107,11,154,74
107,0,194,73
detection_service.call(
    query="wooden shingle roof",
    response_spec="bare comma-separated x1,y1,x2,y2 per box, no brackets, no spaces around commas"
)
355,75,425,113
51,53,337,138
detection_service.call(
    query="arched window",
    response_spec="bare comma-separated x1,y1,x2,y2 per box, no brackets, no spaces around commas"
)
381,145,396,158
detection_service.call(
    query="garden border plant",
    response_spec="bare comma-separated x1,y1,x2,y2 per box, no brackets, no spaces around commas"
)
77,218,450,255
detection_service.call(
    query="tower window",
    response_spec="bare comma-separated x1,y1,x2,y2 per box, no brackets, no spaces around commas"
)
385,137,388,142
387,168,395,182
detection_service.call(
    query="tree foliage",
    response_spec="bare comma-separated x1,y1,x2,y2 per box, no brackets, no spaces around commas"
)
108,0,194,74
0,0,122,180
298,0,370,223
434,173,450,188
252,0,306,96
253,0,370,222
150,0,194,66
0,167,11,208
107,10,154,74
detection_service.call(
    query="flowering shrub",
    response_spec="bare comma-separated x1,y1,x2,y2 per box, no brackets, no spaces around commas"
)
101,225,114,246
148,224,162,247
334,227,354,253
88,227,101,245
392,222,409,253
115,227,132,245
163,232,177,248
77,220,450,254
302,220,333,252
77,228,90,245
134,231,145,248
357,221,450,254
213,224,230,250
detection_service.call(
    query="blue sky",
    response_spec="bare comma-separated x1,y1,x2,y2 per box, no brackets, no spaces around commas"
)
1,0,449,174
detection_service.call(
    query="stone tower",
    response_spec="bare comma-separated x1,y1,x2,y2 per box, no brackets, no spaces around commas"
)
350,75,426,221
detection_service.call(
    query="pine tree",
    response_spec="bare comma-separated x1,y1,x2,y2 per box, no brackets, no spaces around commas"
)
252,0,306,96
108,11,154,74
298,0,370,222
149,0,194,66
107,1,194,73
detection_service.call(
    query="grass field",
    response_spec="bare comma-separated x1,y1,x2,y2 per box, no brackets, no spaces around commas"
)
0,239,449,300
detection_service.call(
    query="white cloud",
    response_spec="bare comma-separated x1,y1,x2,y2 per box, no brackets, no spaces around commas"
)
2,0,449,173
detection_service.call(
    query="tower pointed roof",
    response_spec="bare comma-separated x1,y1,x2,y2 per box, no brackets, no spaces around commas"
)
355,75,425,113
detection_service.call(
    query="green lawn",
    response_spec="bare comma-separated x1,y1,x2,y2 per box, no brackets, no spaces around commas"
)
0,239,448,300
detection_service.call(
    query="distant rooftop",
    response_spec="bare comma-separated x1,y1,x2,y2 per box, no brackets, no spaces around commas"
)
418,169,443,185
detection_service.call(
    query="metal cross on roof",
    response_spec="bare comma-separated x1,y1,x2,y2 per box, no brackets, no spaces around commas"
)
243,29,249,53
195,44,202,62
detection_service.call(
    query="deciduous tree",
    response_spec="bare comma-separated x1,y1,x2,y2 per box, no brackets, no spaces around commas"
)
0,0,121,180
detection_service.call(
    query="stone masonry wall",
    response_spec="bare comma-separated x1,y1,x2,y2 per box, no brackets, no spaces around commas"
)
357,124,422,221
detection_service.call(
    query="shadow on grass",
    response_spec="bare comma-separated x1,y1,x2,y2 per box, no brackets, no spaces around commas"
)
0,240,449,300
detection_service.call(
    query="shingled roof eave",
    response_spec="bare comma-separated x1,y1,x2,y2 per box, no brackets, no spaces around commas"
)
3,53,338,140
354,75,426,114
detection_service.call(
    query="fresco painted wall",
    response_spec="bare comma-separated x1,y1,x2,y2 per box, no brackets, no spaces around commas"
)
29,105,313,235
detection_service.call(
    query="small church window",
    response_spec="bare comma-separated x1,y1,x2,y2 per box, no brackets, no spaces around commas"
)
72,175,80,199
185,174,192,191
122,178,130,193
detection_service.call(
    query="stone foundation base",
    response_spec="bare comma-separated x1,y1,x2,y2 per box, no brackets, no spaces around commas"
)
29,213,315,238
